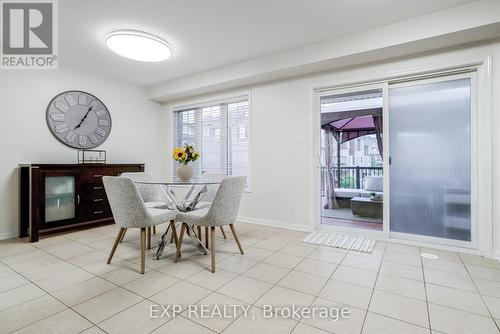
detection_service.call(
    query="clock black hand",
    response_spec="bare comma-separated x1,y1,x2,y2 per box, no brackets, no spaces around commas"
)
74,106,93,130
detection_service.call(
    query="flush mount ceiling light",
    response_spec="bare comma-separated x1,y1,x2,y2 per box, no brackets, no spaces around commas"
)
105,30,172,62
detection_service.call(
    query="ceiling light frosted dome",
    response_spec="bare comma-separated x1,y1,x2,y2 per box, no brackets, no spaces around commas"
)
105,30,172,62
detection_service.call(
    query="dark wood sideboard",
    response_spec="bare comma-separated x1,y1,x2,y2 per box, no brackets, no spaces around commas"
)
19,164,144,242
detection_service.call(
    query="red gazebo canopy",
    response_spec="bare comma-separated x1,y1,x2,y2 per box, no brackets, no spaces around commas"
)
321,108,382,144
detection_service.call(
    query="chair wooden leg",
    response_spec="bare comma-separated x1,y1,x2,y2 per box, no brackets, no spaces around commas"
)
140,228,146,274
119,228,127,243
170,231,174,243
107,227,125,264
210,226,216,273
175,223,186,262
147,227,151,250
197,226,202,239
229,224,244,255
220,226,227,239
186,228,191,236
170,220,179,247
153,226,156,234
205,226,209,249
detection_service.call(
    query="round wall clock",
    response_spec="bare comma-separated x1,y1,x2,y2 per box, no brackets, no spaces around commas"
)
46,91,112,149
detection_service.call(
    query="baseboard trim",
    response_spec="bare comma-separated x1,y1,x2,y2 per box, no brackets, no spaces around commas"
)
237,216,311,232
0,231,17,241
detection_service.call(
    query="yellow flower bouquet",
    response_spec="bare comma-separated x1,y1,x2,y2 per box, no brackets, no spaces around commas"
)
172,143,199,166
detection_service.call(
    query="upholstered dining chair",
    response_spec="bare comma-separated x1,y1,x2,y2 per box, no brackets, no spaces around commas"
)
198,172,228,243
103,176,178,274
175,176,246,273
120,172,169,209
120,172,169,244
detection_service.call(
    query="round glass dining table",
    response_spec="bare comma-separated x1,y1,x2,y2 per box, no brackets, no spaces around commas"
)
134,179,221,260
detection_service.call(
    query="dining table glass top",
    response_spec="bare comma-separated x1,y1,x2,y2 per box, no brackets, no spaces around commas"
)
134,179,221,185
133,178,219,259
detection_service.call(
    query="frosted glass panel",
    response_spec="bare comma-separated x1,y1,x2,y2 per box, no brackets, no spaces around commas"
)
389,78,471,241
45,176,76,223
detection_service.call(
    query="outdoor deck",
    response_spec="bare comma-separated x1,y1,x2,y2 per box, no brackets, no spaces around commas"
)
321,166,384,230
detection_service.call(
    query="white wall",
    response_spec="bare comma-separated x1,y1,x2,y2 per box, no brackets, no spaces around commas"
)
162,39,500,254
148,0,500,102
0,68,167,239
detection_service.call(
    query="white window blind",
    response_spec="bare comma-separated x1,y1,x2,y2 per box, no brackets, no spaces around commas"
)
173,97,249,185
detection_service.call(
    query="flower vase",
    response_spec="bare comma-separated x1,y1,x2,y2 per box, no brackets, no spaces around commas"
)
177,165,193,182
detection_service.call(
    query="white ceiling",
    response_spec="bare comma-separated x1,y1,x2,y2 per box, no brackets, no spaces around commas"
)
60,0,474,86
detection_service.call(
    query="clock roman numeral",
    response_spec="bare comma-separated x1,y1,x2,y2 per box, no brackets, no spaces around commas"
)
98,119,109,127
50,112,65,121
65,94,77,107
95,109,106,118
78,94,87,105
95,128,106,137
65,131,76,143
88,134,98,144
55,101,68,113
55,123,68,134
79,136,87,147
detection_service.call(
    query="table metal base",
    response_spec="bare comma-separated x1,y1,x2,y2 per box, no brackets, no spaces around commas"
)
155,223,208,260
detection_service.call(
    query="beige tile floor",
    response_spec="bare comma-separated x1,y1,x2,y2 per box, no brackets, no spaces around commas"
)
0,223,500,334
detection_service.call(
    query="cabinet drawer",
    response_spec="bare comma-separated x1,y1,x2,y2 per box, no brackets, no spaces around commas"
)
82,183,105,192
114,166,143,175
83,206,112,220
82,196,109,208
81,184,107,201
80,168,114,183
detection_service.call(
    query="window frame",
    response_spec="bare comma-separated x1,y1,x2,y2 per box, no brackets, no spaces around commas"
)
171,92,252,192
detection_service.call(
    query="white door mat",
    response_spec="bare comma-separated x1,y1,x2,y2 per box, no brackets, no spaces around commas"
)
303,232,376,253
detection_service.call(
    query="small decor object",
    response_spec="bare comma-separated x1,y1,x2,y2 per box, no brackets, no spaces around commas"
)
78,150,106,164
172,144,199,182
46,91,112,149
370,192,381,201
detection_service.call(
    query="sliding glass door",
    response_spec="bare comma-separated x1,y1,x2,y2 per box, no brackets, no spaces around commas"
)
318,86,386,232
389,76,473,243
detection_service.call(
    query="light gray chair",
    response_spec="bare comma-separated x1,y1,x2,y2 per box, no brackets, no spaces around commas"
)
120,172,169,242
120,172,169,209
198,172,228,242
175,176,246,273
103,176,178,274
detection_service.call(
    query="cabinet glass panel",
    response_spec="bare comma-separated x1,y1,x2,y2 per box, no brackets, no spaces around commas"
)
45,176,76,223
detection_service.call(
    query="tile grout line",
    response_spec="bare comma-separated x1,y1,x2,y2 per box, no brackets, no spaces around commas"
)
358,242,387,334
420,246,433,334
0,257,106,334
218,233,312,333
2,231,234,334
291,246,348,334
145,227,308,333
458,253,500,331
265,238,329,333
0,235,185,333
5,226,500,333
185,231,314,332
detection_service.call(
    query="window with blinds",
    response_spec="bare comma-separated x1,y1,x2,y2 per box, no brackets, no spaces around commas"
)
173,96,249,186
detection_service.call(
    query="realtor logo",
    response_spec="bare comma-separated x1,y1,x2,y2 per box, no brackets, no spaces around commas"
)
1,0,58,69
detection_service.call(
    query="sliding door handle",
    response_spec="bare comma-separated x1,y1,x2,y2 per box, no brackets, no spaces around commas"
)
314,154,321,169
